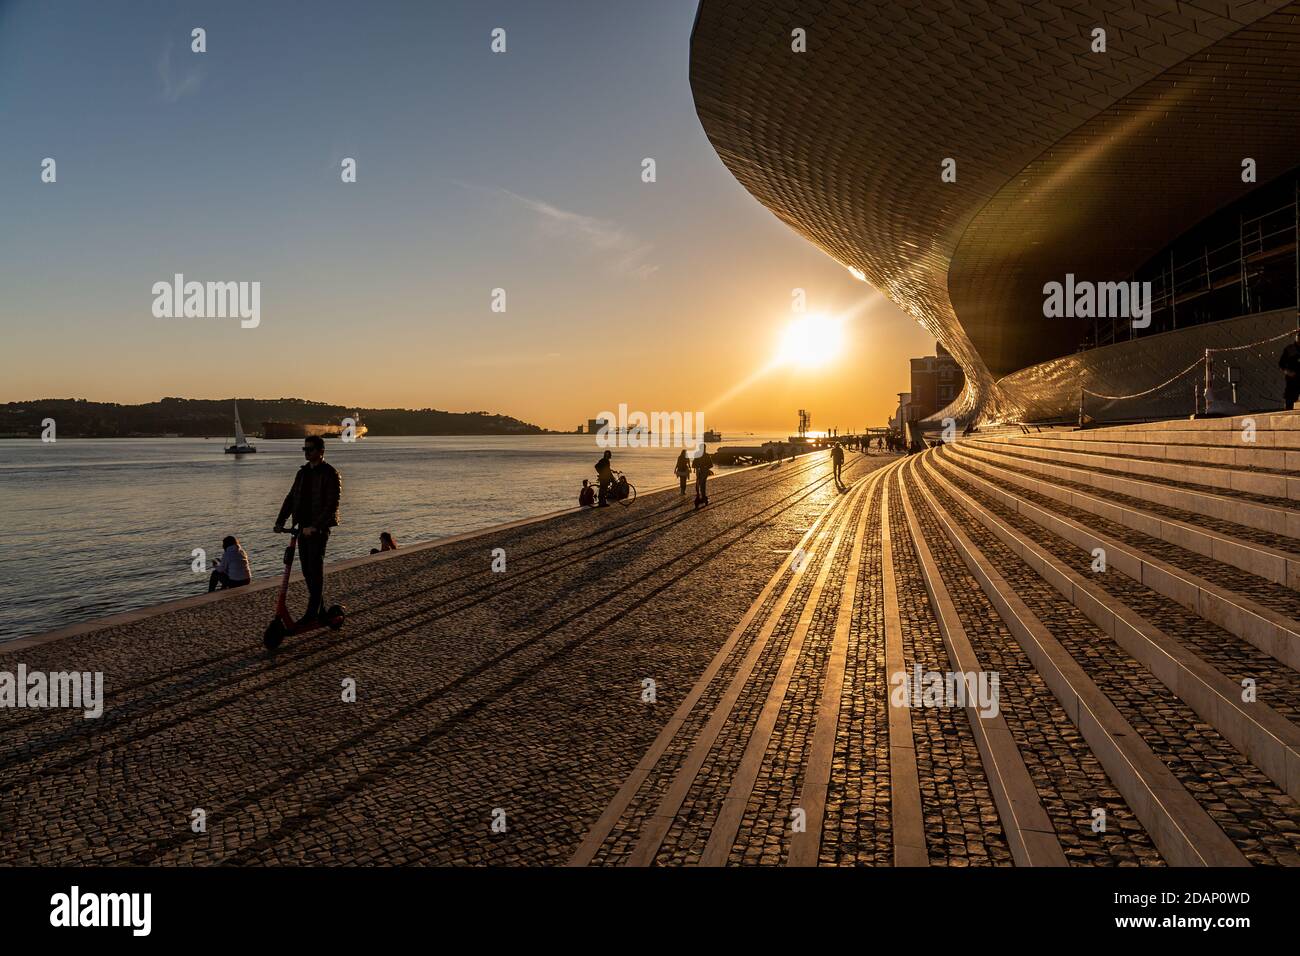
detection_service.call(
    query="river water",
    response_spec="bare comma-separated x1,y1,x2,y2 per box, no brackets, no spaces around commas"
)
0,434,785,641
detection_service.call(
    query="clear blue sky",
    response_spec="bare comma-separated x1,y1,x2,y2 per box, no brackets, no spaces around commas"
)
0,0,930,431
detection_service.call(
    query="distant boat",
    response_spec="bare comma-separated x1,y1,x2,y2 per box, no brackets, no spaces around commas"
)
703,429,722,442
225,402,257,455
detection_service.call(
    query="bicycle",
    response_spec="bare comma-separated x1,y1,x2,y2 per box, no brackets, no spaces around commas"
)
600,470,636,506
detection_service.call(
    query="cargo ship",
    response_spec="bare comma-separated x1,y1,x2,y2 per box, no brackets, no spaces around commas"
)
261,418,368,440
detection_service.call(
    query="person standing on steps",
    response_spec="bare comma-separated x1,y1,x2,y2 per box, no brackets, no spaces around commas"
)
674,449,690,495
831,441,845,486
274,435,341,625
595,449,614,507
693,444,713,509
1282,330,1300,410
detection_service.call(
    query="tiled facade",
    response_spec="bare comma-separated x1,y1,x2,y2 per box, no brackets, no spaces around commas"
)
690,0,1300,421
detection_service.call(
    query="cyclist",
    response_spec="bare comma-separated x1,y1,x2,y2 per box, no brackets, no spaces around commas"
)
595,450,614,507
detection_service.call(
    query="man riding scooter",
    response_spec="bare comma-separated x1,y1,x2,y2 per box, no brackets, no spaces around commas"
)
273,435,342,625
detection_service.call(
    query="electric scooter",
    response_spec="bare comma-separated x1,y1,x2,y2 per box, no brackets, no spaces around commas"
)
263,526,345,652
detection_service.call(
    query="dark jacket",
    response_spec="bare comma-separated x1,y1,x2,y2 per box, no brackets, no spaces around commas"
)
277,461,341,529
1281,342,1300,375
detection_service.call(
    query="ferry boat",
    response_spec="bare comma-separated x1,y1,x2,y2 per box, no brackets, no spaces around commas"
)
703,429,722,442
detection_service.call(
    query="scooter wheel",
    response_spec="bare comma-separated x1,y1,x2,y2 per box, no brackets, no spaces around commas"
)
326,604,346,631
263,618,286,651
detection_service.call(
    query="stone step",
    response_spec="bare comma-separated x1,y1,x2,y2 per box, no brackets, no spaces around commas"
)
917,453,1300,801
1089,410,1300,434
983,430,1299,474
915,454,1300,865
930,448,1300,674
949,442,1300,588
902,458,1251,866
973,435,1300,504
961,434,1294,538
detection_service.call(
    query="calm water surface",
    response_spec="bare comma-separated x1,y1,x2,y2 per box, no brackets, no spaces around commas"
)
0,435,784,641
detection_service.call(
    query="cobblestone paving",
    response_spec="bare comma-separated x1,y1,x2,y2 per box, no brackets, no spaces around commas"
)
649,472,875,865
888,470,1013,866
727,483,870,864
10,441,1296,867
943,450,1300,621
958,446,1300,556
907,464,1162,866
931,457,1300,866
0,452,879,865
820,479,891,865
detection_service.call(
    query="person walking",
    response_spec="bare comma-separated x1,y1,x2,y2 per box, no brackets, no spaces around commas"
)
693,444,714,509
1282,331,1300,410
674,449,690,495
274,435,341,625
595,450,614,507
831,441,845,485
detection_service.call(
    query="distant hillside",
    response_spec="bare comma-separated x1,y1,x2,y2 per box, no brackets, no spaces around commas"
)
0,398,557,438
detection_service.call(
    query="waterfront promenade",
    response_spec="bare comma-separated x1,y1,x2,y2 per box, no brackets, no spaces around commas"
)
3,417,1300,866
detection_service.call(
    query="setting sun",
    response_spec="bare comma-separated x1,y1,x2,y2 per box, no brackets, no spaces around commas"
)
777,313,844,368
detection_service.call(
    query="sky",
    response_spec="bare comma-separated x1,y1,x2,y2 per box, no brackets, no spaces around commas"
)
0,0,934,433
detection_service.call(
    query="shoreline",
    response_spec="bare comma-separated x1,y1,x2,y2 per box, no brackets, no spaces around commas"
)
1,453,807,654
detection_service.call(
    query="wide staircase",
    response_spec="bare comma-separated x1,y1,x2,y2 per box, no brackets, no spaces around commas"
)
912,410,1300,865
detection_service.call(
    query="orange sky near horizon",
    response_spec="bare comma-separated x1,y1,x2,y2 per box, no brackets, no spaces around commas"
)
0,0,938,434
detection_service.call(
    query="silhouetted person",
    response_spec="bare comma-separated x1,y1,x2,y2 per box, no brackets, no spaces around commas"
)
674,450,690,495
579,479,596,508
831,442,845,484
595,450,614,507
208,535,251,591
1282,331,1300,410
274,435,341,625
370,531,397,554
693,445,713,509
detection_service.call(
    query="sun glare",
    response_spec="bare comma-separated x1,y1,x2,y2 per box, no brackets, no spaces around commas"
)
777,313,844,368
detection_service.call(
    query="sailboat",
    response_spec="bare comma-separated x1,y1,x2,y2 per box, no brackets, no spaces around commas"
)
224,402,257,455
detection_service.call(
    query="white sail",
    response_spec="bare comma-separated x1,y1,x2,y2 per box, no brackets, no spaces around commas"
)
233,402,247,446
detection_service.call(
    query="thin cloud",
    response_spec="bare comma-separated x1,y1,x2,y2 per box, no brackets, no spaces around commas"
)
491,187,659,280
157,41,202,103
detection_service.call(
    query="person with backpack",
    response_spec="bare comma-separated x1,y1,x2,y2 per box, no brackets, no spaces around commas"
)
693,445,714,509
831,442,845,485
